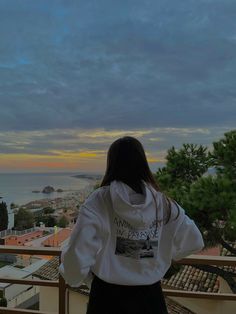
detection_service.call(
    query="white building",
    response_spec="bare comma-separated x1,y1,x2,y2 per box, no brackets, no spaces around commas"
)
0,259,48,308
7,208,15,229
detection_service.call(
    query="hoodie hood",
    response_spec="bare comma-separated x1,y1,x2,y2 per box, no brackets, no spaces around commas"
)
110,180,157,229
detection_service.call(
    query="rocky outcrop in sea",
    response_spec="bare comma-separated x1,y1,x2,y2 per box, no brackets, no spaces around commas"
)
42,186,55,194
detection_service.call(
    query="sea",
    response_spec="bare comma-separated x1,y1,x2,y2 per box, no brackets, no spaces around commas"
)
0,172,93,208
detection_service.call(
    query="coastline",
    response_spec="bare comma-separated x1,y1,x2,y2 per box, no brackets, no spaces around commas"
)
0,172,100,209
72,173,102,180
20,179,98,210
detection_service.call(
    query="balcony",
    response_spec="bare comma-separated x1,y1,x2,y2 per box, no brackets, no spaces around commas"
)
0,245,235,314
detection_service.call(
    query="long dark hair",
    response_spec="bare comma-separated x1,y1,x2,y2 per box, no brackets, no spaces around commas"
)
100,136,177,223
101,136,159,193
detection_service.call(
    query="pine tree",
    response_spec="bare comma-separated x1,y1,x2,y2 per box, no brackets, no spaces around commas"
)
186,175,236,250
210,129,236,179
155,133,236,291
0,201,8,231
14,207,34,231
155,143,210,203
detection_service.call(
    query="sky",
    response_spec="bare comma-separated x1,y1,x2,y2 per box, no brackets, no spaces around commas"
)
0,0,235,173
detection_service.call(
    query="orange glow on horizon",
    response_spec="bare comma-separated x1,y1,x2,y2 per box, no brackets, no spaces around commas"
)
0,152,106,172
0,150,163,173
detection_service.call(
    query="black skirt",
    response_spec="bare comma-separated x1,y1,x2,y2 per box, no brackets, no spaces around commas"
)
86,276,168,314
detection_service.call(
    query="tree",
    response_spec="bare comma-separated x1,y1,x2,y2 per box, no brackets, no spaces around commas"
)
14,208,34,230
42,207,55,215
186,175,236,250
188,176,236,293
58,215,69,228
34,214,56,227
0,202,8,231
210,130,236,179
155,143,210,203
46,215,57,227
0,297,7,307
155,135,236,292
199,130,236,253
155,139,236,250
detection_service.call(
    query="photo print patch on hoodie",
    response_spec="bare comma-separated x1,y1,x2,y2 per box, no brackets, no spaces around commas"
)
110,181,161,259
114,215,159,259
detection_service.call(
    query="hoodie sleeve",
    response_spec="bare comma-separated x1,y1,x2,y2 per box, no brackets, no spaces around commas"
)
59,205,102,287
172,207,204,261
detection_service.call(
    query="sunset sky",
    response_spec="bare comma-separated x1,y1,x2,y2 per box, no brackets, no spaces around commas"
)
0,0,235,173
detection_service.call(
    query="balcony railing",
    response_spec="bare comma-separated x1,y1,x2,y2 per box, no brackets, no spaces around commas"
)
0,245,235,314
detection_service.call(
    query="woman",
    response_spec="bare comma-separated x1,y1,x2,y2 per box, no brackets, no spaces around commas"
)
59,136,204,314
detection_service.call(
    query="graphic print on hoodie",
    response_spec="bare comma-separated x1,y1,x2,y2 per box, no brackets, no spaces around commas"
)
110,181,160,260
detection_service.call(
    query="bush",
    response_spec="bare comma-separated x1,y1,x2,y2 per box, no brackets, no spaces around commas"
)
0,297,7,307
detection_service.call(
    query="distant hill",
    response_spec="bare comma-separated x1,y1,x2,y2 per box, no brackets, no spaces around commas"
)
72,174,102,180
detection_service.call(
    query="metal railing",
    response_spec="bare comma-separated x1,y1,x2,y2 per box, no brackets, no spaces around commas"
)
0,245,65,314
0,245,235,314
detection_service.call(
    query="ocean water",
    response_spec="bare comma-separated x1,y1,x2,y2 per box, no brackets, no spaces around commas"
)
0,172,91,207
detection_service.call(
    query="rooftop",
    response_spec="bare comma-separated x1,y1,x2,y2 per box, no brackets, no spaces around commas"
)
162,265,219,293
1,245,235,314
41,228,71,247
34,256,59,281
0,259,47,289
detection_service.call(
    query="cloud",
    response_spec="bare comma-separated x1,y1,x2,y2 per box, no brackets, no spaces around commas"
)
0,1,235,172
0,126,219,155
0,126,233,172
0,0,235,133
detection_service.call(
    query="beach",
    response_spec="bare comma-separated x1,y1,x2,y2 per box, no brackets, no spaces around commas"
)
0,172,101,209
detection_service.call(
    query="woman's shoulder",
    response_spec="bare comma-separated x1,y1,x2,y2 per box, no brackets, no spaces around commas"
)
82,185,110,209
87,185,110,199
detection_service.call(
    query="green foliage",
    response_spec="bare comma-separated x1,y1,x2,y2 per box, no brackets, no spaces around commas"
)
0,297,7,307
156,144,209,188
14,207,34,230
34,214,56,227
46,216,57,227
155,144,210,203
58,215,69,228
42,207,55,215
155,133,236,251
210,130,236,179
186,175,236,247
34,206,56,227
0,201,8,231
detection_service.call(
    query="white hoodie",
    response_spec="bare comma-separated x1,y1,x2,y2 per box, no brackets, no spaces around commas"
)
59,181,204,287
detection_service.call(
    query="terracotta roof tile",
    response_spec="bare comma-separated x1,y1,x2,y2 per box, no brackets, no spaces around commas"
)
34,256,59,281
162,265,219,293
220,242,236,275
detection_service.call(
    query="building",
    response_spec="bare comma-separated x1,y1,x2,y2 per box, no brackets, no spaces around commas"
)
0,259,48,309
7,208,14,230
0,230,44,246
